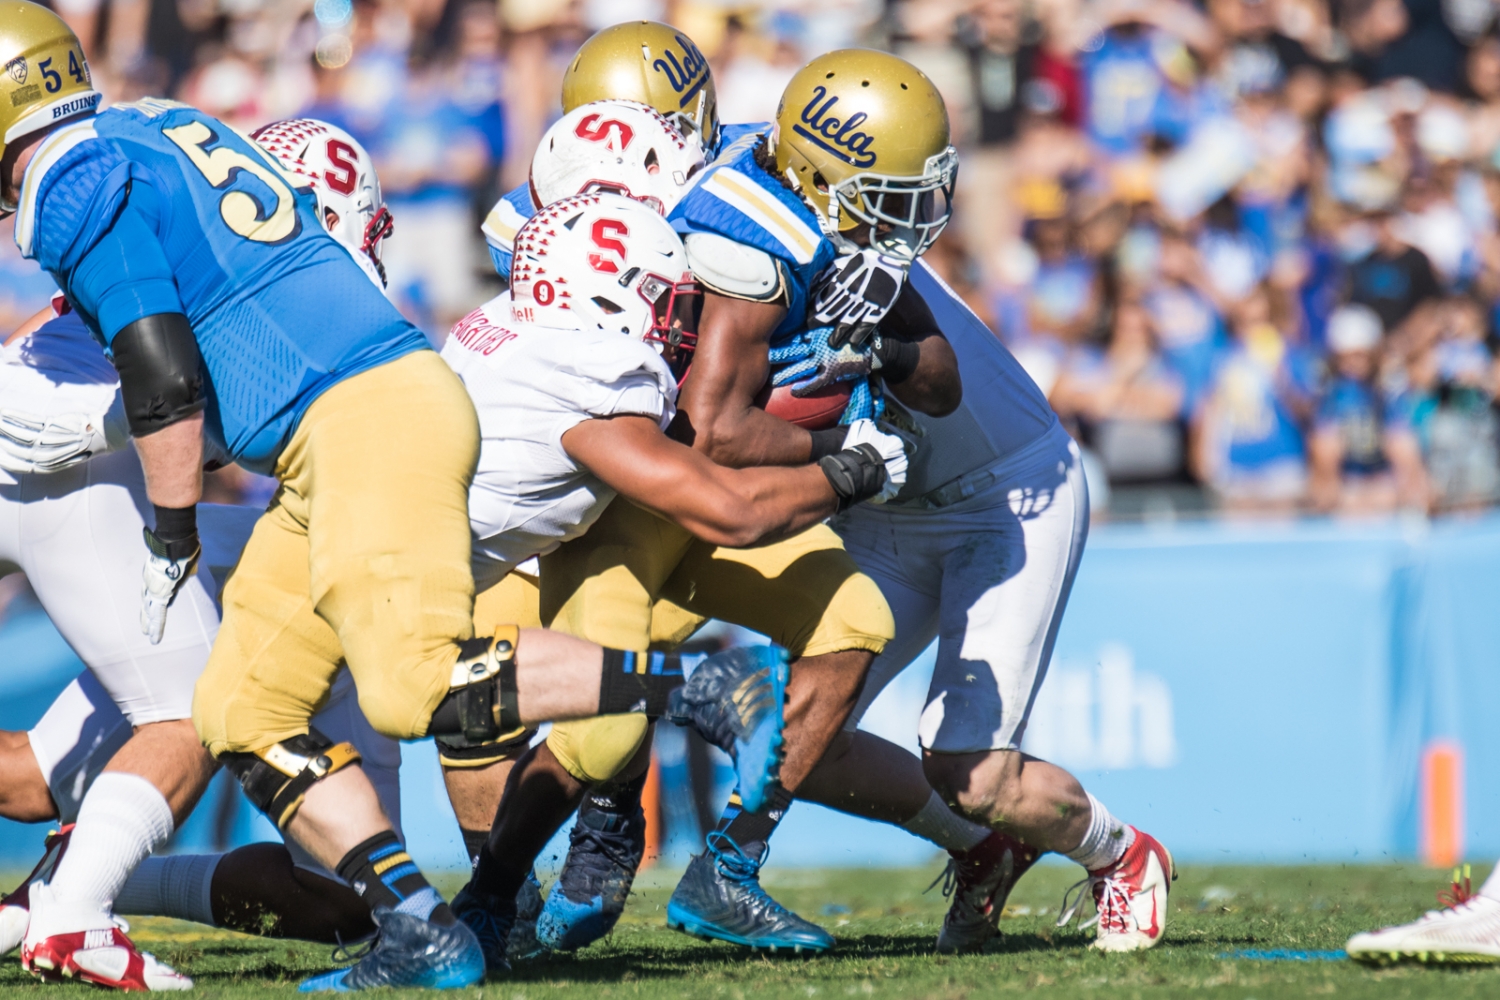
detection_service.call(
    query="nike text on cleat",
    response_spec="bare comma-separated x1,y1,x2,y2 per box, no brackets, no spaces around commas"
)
0,824,72,956
666,645,788,813
933,830,1041,954
666,833,834,954
535,796,647,952
1056,828,1174,952
22,881,191,991
505,870,547,962
1347,894,1500,965
297,908,485,991
450,884,515,976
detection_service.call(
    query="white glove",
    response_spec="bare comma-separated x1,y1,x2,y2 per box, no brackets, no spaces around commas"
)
0,397,124,475
141,529,200,645
841,418,908,502
812,249,909,348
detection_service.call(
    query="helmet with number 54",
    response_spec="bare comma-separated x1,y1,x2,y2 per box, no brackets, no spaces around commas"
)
509,193,699,376
0,2,101,214
773,49,957,261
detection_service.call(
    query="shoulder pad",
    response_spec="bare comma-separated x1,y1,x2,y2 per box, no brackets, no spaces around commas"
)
482,186,534,254
688,165,822,266
684,233,787,302
14,118,107,260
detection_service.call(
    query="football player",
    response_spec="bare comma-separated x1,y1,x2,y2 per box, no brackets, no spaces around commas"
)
489,32,1175,956
1,10,793,989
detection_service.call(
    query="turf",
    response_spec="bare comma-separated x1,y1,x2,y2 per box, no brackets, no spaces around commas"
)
2,862,1496,998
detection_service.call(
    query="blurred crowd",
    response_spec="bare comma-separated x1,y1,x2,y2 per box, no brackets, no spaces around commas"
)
7,0,1500,517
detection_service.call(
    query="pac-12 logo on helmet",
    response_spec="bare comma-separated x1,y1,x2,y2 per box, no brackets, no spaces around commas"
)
509,193,700,379
561,21,719,152
530,100,705,217
251,118,394,288
773,49,957,261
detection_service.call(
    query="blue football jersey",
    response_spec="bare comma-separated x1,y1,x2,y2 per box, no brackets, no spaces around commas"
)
15,100,428,474
668,128,837,340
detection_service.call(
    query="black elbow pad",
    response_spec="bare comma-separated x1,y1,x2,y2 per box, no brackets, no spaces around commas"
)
110,314,207,436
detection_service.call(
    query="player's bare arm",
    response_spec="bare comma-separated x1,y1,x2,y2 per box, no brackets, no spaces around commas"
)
561,414,838,546
673,292,819,466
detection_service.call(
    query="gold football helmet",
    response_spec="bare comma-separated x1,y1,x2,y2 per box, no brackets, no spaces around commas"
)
1,2,100,214
773,49,957,261
561,21,718,151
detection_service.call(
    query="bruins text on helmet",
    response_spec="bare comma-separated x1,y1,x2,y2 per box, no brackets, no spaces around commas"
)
772,49,958,261
561,21,718,152
0,1,102,214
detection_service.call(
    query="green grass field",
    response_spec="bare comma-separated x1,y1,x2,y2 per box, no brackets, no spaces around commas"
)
3,862,1496,998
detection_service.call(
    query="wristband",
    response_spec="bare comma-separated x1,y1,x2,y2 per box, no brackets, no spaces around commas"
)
818,444,888,512
808,426,848,461
875,337,921,384
150,504,199,559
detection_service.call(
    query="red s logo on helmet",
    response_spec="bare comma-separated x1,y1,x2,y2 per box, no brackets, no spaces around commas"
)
575,114,635,152
325,139,358,196
587,218,629,274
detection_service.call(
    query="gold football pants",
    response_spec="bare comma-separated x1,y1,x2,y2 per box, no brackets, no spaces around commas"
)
193,351,481,755
542,498,894,785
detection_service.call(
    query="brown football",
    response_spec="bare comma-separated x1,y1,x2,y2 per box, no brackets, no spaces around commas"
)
753,380,853,430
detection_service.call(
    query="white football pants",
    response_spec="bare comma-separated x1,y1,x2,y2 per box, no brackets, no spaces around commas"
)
833,428,1088,754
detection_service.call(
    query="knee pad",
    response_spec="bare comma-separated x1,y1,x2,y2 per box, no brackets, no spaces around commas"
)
220,729,362,829
435,725,535,768
546,715,650,785
427,627,521,742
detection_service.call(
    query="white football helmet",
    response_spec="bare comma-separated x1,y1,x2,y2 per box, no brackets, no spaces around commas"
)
251,118,395,287
509,192,700,373
529,100,705,217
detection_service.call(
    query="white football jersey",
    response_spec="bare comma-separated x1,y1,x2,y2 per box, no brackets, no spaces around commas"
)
440,298,679,590
890,262,1062,502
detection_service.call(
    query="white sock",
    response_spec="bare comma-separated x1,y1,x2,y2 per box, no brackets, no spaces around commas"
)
113,854,221,925
1481,860,1500,901
901,792,989,853
48,773,174,912
1064,793,1135,873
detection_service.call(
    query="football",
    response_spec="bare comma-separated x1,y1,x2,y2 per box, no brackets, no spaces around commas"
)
754,380,853,430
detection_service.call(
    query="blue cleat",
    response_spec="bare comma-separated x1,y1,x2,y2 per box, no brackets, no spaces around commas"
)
450,883,515,976
667,645,788,813
297,909,485,991
505,870,547,962
666,833,835,954
535,794,647,951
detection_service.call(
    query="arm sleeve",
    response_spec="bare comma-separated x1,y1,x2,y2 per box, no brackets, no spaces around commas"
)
65,199,184,346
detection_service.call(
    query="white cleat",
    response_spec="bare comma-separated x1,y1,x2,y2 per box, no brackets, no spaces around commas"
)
1058,828,1175,952
1347,894,1500,965
22,882,191,991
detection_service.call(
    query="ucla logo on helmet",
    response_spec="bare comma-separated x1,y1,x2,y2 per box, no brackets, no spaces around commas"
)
651,34,708,109
793,86,877,169
5,58,27,86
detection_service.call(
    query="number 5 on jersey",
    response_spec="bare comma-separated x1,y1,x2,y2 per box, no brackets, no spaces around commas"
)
163,121,301,244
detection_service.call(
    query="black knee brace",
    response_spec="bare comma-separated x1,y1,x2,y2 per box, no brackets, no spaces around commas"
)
434,725,535,768
220,729,363,829
427,627,521,743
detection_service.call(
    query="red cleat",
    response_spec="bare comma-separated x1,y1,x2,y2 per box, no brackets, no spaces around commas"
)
1058,827,1175,952
0,824,73,956
22,882,191,991
934,830,1041,953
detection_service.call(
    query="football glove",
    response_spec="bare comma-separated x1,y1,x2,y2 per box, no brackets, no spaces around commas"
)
0,396,127,475
818,418,907,508
141,525,200,645
811,248,908,348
